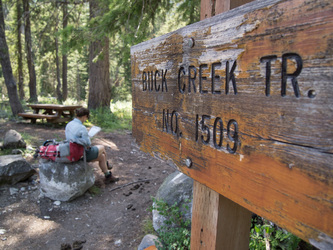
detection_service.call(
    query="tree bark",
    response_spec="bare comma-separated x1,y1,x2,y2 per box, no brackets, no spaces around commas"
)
17,0,24,100
62,1,68,100
88,0,111,110
0,0,24,115
76,64,81,100
55,33,63,101
23,0,38,102
55,4,62,102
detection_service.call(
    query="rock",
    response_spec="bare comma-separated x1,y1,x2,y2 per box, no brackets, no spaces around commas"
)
114,239,122,247
3,130,26,149
60,243,72,250
0,155,36,185
72,240,86,250
53,201,61,206
39,159,95,201
11,149,23,155
9,188,19,195
138,234,159,250
153,170,193,231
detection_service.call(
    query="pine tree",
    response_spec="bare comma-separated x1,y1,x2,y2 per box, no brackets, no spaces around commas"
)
23,0,37,102
16,0,24,100
0,0,24,115
88,0,111,110
62,1,68,100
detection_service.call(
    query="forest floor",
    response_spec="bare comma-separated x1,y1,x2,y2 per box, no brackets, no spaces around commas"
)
0,120,175,250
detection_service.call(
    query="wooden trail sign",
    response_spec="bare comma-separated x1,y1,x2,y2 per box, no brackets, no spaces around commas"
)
131,0,333,246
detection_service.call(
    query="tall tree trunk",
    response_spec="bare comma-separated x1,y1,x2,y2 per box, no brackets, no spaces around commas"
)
0,0,24,115
23,0,37,102
76,64,81,100
55,3,62,102
16,0,24,100
62,1,68,100
55,33,62,102
88,0,111,110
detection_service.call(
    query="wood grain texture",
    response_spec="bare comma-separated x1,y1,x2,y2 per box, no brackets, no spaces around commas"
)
192,1,253,250
190,182,252,249
200,0,253,20
131,0,333,245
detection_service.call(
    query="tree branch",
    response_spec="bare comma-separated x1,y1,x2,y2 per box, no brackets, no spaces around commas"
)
109,178,159,192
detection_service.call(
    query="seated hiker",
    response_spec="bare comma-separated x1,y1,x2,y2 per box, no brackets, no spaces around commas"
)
65,107,119,182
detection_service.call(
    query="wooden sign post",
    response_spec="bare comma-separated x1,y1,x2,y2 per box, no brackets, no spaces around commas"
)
131,0,333,248
192,1,254,249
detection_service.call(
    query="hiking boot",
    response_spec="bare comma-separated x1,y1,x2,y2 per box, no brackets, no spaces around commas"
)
105,171,119,183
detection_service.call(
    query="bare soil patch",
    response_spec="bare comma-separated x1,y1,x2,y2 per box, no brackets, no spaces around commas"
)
0,120,174,250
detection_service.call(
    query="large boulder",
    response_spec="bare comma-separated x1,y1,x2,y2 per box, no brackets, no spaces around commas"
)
39,160,95,201
0,155,36,185
153,170,193,231
137,234,159,250
2,129,26,149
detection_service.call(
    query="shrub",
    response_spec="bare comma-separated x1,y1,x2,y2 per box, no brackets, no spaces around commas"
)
250,216,301,250
149,197,191,250
87,100,132,131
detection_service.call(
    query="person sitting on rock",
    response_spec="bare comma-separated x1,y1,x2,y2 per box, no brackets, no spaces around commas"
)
65,107,119,183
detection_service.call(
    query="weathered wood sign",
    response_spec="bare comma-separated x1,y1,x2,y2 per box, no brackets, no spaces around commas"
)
131,0,333,246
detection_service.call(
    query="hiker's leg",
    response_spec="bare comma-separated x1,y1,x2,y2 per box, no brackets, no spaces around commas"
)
89,145,117,181
95,145,108,174
96,145,106,158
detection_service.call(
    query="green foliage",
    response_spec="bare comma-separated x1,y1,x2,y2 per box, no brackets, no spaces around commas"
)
149,197,191,250
175,0,200,25
111,84,132,102
0,130,40,157
88,185,102,196
142,217,155,235
0,100,11,119
142,204,308,250
250,217,301,250
1,0,201,105
20,132,38,145
87,100,132,132
0,148,12,156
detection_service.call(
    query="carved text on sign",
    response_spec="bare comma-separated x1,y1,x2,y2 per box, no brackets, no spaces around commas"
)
142,53,313,155
141,54,316,98
162,109,239,154
142,70,168,92
132,0,333,244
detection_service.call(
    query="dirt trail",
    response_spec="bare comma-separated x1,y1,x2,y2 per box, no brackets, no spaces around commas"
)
0,121,174,250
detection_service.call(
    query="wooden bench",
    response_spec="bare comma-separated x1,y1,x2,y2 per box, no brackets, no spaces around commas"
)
18,104,82,124
18,113,59,123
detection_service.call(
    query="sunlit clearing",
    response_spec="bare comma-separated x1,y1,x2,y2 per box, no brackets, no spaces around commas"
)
94,137,119,151
4,214,59,238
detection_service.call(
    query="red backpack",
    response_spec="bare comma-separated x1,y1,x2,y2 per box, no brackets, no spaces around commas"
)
37,140,84,162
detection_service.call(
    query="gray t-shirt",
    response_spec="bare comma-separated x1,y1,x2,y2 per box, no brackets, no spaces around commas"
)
65,118,91,148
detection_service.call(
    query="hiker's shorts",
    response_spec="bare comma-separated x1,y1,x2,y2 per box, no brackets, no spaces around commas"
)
86,146,99,162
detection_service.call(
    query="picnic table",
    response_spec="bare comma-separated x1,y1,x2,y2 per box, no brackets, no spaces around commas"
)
18,104,82,124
